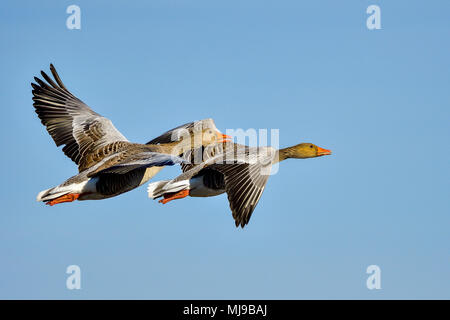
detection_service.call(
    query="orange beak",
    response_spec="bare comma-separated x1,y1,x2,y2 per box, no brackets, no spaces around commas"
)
217,132,232,142
316,146,332,156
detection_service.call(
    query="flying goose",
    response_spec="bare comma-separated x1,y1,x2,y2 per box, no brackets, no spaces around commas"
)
147,141,331,227
32,64,229,205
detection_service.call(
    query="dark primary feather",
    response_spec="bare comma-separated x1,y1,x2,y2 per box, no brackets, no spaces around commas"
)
211,162,270,227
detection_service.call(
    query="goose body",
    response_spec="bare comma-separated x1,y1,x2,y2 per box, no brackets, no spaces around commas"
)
32,64,227,205
36,146,175,203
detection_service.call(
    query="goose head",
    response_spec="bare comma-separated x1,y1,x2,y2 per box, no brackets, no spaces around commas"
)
283,143,332,159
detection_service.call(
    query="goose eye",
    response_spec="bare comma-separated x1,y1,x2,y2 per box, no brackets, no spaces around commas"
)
310,145,313,148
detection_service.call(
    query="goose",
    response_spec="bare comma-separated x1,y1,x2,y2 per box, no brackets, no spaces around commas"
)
147,141,331,227
32,64,229,205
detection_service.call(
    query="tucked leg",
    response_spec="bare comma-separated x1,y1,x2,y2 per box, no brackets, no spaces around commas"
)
46,193,81,206
159,190,189,204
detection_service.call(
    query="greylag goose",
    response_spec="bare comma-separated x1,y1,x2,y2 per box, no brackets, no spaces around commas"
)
147,141,331,227
32,64,229,205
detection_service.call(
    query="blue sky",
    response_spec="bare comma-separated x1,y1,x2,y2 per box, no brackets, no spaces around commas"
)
0,0,449,299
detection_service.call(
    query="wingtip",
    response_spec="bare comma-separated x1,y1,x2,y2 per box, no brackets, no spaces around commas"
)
234,218,248,228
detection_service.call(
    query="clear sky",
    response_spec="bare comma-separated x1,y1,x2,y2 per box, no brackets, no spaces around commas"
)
0,0,449,299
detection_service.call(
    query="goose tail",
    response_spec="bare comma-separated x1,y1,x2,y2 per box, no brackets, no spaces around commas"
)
147,180,170,199
36,186,70,202
147,180,190,199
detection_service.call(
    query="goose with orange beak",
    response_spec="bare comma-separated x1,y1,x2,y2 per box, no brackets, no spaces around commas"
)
148,140,331,227
32,64,230,206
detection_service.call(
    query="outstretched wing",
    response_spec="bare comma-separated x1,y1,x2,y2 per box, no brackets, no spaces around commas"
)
32,64,129,172
171,143,274,227
212,162,271,228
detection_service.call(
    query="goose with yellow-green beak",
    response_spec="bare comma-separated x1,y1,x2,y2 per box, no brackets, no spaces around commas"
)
148,141,331,227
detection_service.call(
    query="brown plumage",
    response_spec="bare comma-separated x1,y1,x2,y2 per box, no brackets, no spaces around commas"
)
32,64,227,205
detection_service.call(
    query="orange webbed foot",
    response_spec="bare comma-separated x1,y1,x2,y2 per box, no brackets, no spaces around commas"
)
159,190,189,204
45,193,80,206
